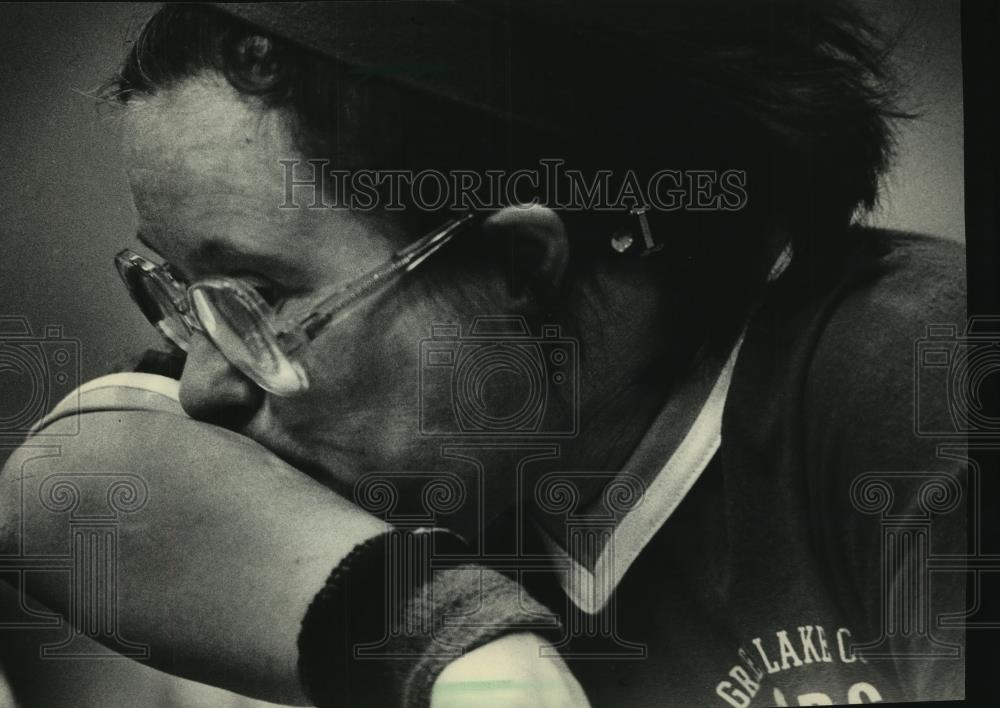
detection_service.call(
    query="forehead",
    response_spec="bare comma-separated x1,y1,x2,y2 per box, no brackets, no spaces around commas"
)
121,74,387,280
122,73,291,217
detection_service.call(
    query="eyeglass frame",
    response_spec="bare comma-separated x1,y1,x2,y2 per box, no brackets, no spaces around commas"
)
113,212,479,395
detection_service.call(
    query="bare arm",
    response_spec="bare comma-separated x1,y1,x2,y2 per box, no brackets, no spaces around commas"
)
1,399,587,707
0,408,386,704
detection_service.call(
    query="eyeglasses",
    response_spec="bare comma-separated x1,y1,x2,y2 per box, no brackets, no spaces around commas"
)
114,213,477,396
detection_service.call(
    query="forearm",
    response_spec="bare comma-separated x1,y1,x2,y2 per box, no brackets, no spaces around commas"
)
1,377,584,707
0,409,388,704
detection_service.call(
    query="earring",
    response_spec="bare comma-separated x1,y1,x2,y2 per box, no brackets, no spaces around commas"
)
610,231,635,253
609,207,663,256
632,207,663,256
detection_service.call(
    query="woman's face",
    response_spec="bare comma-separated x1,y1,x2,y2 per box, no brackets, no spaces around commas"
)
118,70,669,539
121,73,496,494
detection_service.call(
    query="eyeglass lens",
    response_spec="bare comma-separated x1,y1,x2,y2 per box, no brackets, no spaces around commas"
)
118,260,193,352
190,285,305,394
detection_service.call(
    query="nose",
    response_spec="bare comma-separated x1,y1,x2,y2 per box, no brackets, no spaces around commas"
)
178,333,264,429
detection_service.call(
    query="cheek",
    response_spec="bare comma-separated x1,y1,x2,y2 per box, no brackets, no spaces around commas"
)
263,277,509,449
313,329,418,400
277,301,431,421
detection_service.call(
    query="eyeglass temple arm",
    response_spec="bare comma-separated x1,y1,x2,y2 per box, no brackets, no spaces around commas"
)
296,214,476,341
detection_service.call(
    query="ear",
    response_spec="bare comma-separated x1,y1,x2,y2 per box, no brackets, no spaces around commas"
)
481,205,570,304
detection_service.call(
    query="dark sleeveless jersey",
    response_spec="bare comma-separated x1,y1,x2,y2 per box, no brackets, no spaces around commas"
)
544,230,968,707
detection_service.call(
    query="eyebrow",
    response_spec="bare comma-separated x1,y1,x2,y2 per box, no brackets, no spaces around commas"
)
136,231,305,283
135,230,160,254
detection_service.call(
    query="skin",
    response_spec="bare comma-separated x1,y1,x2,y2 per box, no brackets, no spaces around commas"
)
0,411,388,706
122,72,677,527
114,71,691,706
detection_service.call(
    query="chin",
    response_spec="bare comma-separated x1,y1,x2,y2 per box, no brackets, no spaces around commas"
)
242,421,362,493
293,442,362,489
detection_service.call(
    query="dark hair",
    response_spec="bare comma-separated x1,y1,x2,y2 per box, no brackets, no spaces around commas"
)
109,1,908,357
